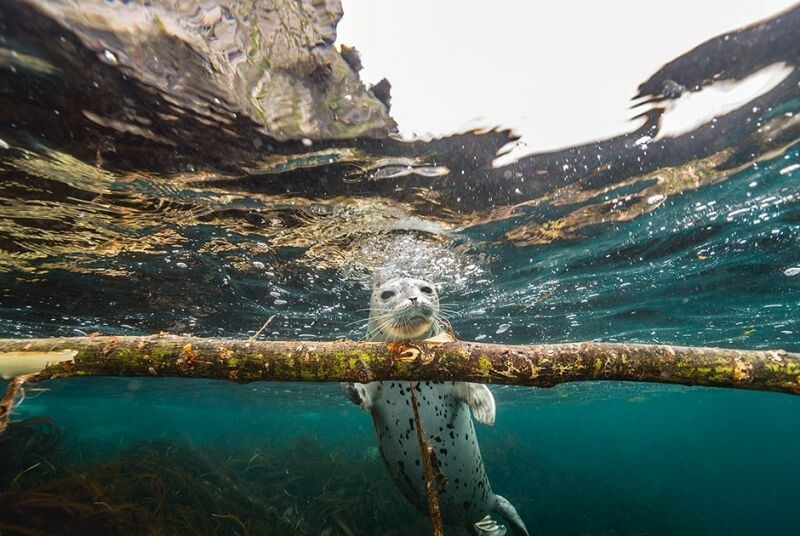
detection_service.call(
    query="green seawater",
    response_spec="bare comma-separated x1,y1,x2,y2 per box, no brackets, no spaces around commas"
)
5,379,800,534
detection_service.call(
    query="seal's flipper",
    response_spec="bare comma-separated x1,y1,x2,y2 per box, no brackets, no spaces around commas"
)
456,383,496,425
341,382,372,410
493,495,530,536
467,514,507,535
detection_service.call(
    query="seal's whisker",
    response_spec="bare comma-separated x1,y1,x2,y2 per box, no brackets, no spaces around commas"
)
365,324,384,339
363,314,395,341
384,323,400,342
367,317,395,339
361,313,393,328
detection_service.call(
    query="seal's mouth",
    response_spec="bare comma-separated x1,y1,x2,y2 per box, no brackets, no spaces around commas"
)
396,310,434,330
369,295,438,340
383,308,436,339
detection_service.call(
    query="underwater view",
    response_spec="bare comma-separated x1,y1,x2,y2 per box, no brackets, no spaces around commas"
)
1,0,800,534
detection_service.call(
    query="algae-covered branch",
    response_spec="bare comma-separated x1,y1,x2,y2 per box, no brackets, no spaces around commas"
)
2,335,799,436
1,335,798,392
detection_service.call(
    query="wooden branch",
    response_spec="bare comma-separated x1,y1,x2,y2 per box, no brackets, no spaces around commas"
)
0,335,798,394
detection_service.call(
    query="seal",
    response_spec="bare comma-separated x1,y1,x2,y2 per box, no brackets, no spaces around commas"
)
342,277,529,535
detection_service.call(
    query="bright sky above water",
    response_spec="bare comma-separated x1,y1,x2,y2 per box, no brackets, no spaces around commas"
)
337,1,797,157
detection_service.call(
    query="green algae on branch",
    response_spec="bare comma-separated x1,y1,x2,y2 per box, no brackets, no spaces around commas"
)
0,335,798,395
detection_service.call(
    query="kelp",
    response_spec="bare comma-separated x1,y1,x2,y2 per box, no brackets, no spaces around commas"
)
225,436,436,535
0,418,439,535
0,429,288,534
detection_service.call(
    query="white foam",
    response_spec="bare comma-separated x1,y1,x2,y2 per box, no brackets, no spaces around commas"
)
654,63,793,141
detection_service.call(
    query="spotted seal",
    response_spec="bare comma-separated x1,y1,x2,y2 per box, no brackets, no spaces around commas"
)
342,277,529,535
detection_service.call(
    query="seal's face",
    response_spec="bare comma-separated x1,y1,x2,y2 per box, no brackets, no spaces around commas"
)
369,277,440,341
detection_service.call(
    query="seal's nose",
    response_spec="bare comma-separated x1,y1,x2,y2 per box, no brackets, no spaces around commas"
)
409,297,418,305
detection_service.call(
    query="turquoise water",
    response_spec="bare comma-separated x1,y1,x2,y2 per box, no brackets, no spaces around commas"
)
2,1,800,534
6,379,800,534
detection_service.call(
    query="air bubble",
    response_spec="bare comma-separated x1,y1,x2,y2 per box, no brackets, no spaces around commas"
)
101,50,118,65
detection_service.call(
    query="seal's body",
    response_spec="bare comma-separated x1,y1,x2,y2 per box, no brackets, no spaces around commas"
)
343,277,529,535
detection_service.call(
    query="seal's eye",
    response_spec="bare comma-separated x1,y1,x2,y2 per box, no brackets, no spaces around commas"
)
420,286,433,295
380,290,395,300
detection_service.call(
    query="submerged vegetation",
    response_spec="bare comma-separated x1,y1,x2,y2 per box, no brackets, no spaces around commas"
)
0,417,437,535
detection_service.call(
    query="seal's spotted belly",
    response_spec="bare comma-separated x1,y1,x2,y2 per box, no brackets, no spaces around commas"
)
369,380,493,524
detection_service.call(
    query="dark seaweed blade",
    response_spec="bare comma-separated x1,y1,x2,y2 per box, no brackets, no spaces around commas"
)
0,417,437,536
